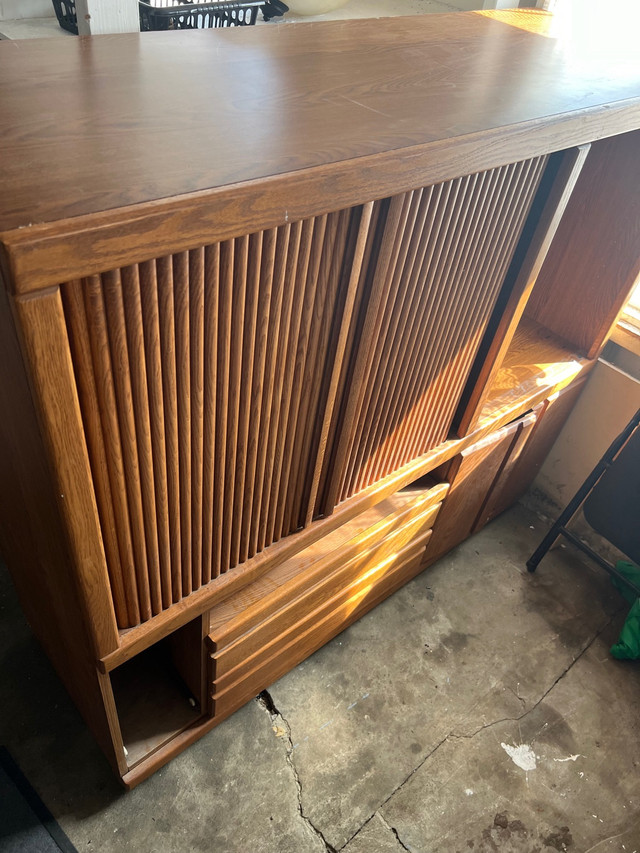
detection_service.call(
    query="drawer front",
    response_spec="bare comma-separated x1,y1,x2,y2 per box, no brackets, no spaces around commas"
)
207,493,443,718
211,500,440,679
423,420,522,567
210,536,430,718
208,481,448,652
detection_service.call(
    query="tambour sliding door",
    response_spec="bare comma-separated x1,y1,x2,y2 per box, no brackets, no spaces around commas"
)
58,151,558,631
317,154,549,515
60,206,371,629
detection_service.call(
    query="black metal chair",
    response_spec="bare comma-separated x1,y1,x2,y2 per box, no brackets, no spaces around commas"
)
527,407,640,597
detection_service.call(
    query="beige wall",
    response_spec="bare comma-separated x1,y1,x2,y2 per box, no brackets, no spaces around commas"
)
533,357,640,512
0,0,52,20
75,0,139,33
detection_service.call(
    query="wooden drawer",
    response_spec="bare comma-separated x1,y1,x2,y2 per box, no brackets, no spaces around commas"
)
424,418,528,567
206,481,447,718
475,378,587,526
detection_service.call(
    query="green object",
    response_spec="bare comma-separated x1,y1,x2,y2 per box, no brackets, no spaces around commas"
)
610,561,640,660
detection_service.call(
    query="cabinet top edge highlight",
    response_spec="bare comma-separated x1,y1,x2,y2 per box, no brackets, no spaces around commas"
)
1,8,640,237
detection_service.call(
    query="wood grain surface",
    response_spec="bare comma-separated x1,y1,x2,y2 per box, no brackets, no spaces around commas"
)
60,206,368,628
1,10,639,233
0,277,126,775
318,156,547,512
527,131,640,358
1,7,639,786
1,10,640,292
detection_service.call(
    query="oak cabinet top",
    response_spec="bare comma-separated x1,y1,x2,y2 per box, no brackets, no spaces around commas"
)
1,9,639,236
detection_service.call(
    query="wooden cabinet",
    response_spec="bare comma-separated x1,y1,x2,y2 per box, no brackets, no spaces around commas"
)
0,11,639,786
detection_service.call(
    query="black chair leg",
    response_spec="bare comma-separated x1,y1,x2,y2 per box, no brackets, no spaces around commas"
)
527,408,640,573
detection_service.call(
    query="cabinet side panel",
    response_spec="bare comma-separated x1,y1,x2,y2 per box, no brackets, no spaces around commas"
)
527,130,640,358
0,280,125,775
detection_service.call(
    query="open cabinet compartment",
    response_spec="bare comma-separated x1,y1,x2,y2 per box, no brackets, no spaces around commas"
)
110,628,205,771
454,130,640,436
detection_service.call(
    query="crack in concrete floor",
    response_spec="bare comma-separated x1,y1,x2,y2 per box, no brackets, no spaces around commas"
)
260,607,629,853
258,691,338,853
369,611,624,853
376,811,413,852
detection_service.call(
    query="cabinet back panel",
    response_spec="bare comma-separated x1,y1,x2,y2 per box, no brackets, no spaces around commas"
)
526,131,640,357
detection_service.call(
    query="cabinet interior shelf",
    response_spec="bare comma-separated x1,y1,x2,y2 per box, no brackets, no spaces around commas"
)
478,316,591,428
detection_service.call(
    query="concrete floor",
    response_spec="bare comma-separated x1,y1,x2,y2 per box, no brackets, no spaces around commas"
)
2,503,640,852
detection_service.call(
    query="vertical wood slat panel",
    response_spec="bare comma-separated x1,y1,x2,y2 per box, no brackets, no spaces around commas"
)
61,281,130,626
414,163,532,452
222,236,248,574
413,156,548,459
202,244,220,585
173,252,192,596
156,256,183,601
322,195,408,512
352,184,444,495
62,206,371,625
231,232,263,570
239,229,277,565
275,215,328,541
102,270,153,620
138,260,174,607
56,154,548,629
340,192,416,501
265,218,315,549
189,248,205,591
371,162,523,479
310,201,384,523
213,239,234,579
399,167,516,467
352,177,469,496
401,156,545,469
344,190,425,497
336,178,458,504
120,264,163,614
384,167,504,474
284,212,341,535
82,275,141,625
293,207,352,526
383,159,542,484
248,225,291,560
257,221,303,553
318,156,549,513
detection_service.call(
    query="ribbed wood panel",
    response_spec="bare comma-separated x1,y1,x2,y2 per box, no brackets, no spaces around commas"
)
61,208,367,627
317,156,548,513
60,156,546,627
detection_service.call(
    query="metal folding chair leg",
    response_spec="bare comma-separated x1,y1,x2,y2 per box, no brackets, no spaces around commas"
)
526,408,640,598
